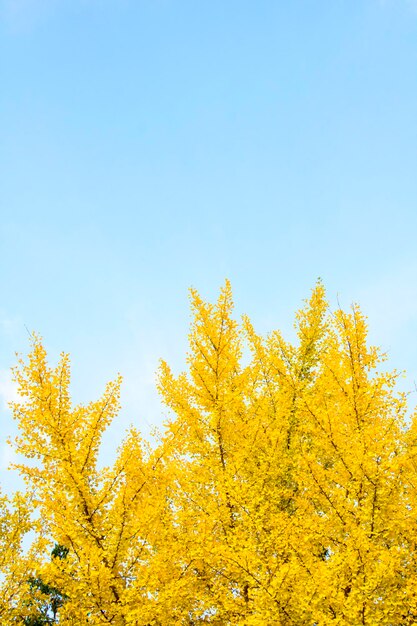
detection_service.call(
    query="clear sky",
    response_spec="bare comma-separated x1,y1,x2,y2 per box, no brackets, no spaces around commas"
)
1,0,417,479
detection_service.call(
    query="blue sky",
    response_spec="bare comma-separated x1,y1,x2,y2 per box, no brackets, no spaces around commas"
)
1,0,417,479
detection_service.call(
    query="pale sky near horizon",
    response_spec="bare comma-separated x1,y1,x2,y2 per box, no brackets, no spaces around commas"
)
1,0,417,487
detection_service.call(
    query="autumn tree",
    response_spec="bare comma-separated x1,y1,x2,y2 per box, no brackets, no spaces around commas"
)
6,282,417,624
0,488,35,625
10,339,197,625
159,281,413,625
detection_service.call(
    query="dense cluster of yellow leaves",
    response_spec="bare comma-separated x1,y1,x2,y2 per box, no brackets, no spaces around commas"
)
2,281,417,624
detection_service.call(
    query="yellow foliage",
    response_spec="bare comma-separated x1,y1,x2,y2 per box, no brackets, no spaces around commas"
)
1,282,416,624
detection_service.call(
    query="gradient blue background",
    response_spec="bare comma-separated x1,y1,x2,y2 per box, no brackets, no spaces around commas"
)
1,0,417,483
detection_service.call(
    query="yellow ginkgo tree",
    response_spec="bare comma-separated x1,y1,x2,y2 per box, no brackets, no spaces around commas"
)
159,281,414,625
0,488,35,625
5,281,417,625
10,339,197,625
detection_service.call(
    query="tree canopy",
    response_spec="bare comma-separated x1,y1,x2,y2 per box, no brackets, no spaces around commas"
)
1,281,417,624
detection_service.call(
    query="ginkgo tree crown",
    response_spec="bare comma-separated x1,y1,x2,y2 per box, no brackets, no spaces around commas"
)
1,280,416,625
